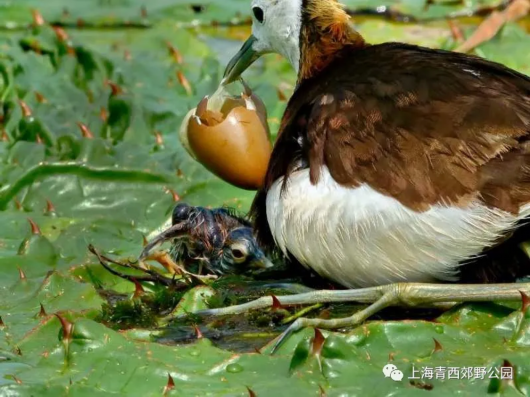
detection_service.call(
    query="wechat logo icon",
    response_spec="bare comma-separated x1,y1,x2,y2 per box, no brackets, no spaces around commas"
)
383,363,404,382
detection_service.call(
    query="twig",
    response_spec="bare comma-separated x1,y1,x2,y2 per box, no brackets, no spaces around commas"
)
455,0,530,53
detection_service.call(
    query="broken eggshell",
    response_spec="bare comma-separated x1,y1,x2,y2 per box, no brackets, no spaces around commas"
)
179,82,272,190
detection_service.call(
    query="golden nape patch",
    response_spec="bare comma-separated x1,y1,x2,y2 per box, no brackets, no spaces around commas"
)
299,0,365,81
305,0,350,36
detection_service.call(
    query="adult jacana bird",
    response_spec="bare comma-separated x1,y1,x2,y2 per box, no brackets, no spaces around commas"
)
178,0,530,350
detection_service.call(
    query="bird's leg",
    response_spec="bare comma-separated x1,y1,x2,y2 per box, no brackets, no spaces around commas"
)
270,282,530,353
142,250,218,284
143,250,185,275
88,244,176,287
177,282,530,352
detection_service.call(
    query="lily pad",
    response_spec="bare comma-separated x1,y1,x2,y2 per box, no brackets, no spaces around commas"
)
0,1,529,396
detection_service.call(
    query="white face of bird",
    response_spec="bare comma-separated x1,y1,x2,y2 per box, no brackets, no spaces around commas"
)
222,0,302,85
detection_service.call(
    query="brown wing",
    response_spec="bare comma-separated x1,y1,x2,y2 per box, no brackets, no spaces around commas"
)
299,43,530,213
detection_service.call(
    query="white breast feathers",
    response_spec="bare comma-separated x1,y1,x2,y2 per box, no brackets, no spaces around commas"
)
266,167,529,288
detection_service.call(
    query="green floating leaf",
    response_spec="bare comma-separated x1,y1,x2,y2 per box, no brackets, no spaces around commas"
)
0,1,529,395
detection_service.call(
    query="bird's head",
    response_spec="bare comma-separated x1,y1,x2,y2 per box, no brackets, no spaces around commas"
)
215,227,274,275
222,0,364,85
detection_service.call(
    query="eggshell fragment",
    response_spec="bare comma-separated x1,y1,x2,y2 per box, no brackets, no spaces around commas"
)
179,83,272,190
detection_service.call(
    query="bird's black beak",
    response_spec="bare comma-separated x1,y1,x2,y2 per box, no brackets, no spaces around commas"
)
138,223,185,261
222,35,260,86
248,252,275,271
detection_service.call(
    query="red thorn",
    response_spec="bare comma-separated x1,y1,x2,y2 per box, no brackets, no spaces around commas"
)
166,42,183,64
310,328,326,357
176,169,184,178
246,387,257,397
388,352,395,361
54,313,74,341
270,295,283,311
520,291,530,313
163,373,175,396
28,218,41,235
253,347,261,354
52,26,69,42
0,316,4,327
45,199,56,213
14,199,23,210
76,122,94,139
177,71,192,95
142,235,149,247
319,385,327,397
18,100,32,118
31,9,45,26
276,88,287,102
1,129,9,142
76,18,85,28
100,107,108,122
34,91,47,103
193,325,203,339
501,359,515,383
432,338,443,353
132,279,145,299
140,6,148,18
18,267,27,281
39,303,47,317
12,375,22,385
105,80,123,96
36,134,43,144
154,131,164,146
166,188,180,202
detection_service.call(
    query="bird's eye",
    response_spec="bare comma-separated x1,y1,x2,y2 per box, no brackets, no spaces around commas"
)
252,6,264,23
232,248,245,259
230,245,248,263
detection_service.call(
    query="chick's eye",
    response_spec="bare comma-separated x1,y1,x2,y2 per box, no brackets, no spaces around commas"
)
252,6,264,23
232,248,246,260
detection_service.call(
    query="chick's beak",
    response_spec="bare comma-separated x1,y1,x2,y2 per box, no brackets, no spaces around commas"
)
249,252,274,271
138,223,185,261
222,35,260,85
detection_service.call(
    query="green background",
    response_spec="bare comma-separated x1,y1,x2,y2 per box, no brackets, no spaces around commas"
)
0,1,529,395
